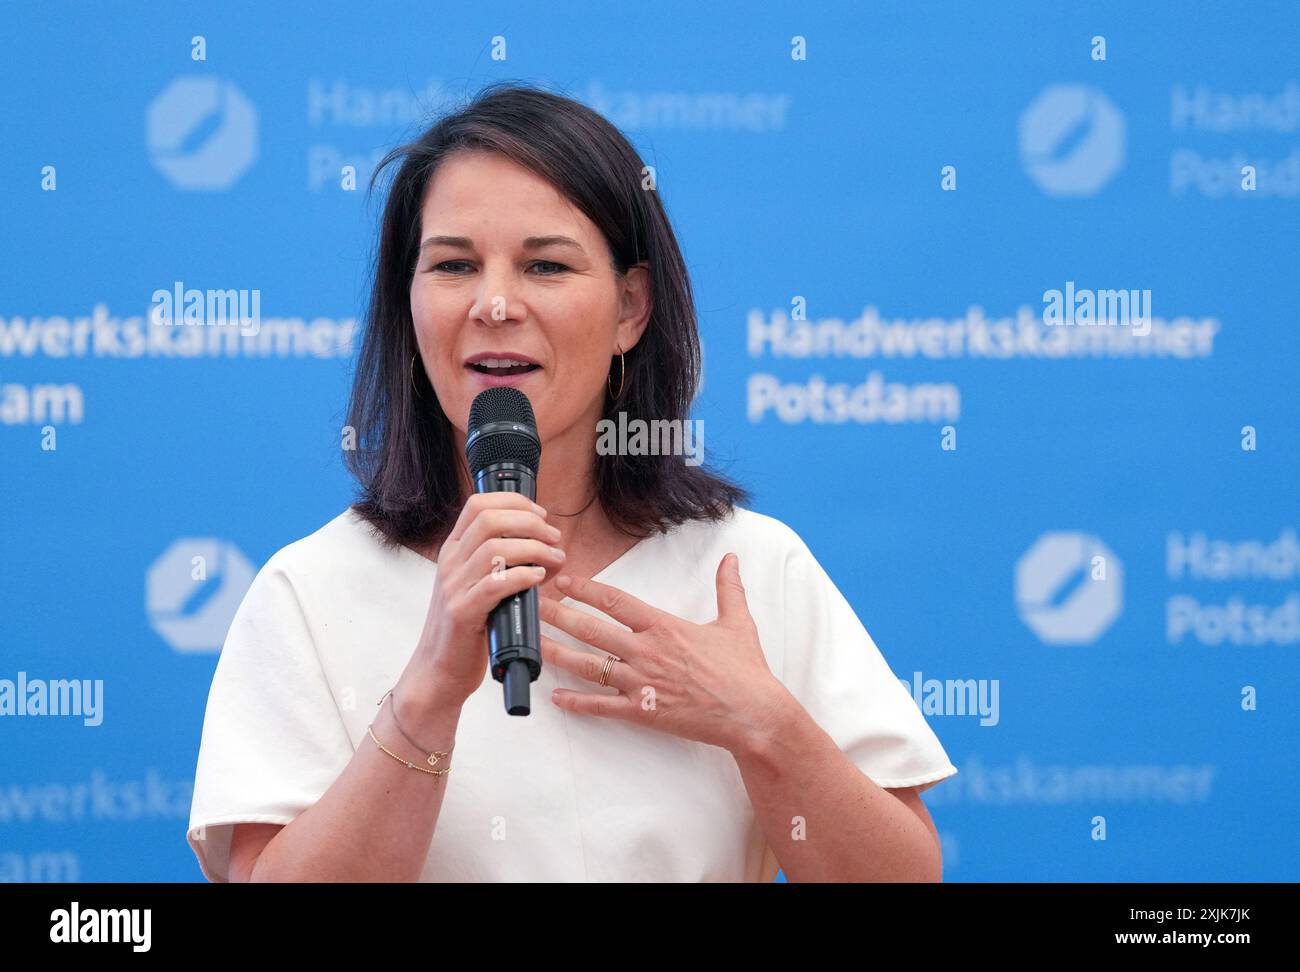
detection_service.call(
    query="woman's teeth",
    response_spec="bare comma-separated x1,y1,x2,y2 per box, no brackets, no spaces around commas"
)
470,359,539,375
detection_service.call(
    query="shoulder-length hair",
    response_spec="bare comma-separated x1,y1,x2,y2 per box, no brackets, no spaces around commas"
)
345,81,748,551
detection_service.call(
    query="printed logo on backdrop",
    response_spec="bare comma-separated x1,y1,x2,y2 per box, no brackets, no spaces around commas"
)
1171,81,1300,197
305,78,792,191
924,754,1216,807
1015,532,1123,644
1019,84,1126,197
1167,529,1300,645
581,80,793,132
744,298,1221,427
146,539,255,652
307,78,456,191
147,77,258,190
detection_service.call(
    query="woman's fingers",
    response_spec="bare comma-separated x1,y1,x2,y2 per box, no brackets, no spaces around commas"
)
456,506,561,556
538,595,638,657
554,574,662,633
441,496,564,599
447,492,546,544
464,536,566,585
463,564,549,617
540,634,630,691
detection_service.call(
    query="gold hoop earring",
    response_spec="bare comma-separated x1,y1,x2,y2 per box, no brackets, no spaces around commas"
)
411,353,424,400
608,345,625,400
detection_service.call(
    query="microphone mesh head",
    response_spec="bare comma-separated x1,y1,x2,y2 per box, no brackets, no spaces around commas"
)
466,387,540,475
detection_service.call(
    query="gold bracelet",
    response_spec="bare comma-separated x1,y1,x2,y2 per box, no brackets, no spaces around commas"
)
366,724,452,776
378,687,454,764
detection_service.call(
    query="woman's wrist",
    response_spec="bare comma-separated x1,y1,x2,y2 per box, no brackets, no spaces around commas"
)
388,677,464,752
729,682,802,767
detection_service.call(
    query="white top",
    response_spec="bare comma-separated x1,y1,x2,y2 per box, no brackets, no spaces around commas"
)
186,505,957,882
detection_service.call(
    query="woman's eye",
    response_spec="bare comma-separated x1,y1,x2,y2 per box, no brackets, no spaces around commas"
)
426,260,568,275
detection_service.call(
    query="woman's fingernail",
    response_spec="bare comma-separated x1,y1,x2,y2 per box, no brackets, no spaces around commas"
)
554,548,566,560
556,574,571,589
533,566,547,575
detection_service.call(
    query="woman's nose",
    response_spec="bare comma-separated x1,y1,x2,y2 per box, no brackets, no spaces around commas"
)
471,266,522,325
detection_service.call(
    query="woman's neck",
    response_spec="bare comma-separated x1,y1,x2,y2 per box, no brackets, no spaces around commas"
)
449,411,615,555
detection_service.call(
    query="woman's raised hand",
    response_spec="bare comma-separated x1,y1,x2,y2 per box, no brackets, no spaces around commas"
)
537,553,794,756
405,492,566,712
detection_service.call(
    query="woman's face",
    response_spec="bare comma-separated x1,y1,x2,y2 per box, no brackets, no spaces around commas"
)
409,149,650,448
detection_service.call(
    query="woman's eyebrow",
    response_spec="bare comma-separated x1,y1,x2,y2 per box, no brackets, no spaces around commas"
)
417,234,585,252
419,235,473,251
521,235,584,252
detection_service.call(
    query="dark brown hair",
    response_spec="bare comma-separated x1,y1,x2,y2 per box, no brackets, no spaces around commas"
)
345,81,748,551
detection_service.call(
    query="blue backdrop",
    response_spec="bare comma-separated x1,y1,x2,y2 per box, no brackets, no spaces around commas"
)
2,1,1297,882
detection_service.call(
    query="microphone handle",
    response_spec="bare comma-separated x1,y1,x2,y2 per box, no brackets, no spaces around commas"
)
474,461,543,716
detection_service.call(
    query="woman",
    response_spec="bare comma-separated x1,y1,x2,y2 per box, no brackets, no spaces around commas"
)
186,82,957,883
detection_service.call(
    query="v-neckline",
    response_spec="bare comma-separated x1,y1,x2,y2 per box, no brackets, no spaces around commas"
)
386,514,663,602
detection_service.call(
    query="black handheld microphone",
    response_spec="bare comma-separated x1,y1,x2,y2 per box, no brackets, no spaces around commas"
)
465,386,544,716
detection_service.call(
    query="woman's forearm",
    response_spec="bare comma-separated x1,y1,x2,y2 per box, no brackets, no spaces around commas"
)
731,690,942,882
249,681,462,882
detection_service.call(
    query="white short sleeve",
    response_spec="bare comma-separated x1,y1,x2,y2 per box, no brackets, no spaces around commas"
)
186,553,355,883
776,529,958,792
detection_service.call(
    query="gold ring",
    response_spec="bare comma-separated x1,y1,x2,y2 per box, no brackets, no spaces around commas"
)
598,654,620,687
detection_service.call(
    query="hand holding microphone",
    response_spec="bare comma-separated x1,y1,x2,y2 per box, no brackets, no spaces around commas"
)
399,387,551,718
462,387,548,715
405,491,562,715
403,387,551,722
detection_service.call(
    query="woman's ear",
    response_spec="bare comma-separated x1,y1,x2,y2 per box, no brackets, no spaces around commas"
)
615,263,653,353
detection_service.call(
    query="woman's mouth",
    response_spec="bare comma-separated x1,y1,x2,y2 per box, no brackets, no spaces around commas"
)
470,356,540,374
464,356,542,386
